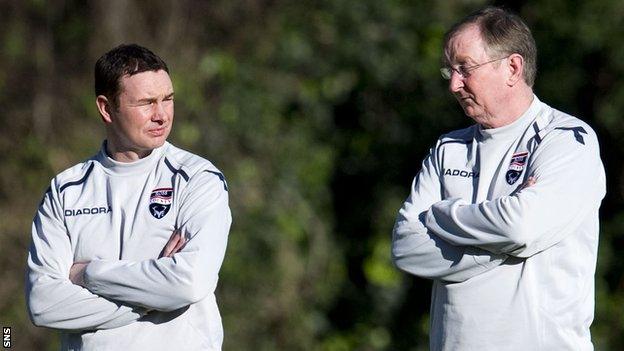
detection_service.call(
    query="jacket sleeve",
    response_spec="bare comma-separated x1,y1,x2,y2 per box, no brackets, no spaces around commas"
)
25,183,146,331
82,171,231,311
424,127,606,257
392,146,507,283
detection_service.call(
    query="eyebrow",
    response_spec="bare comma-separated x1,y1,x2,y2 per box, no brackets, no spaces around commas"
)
136,92,174,104
445,56,477,67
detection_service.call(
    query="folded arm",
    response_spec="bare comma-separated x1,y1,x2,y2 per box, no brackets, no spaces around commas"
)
424,129,605,257
26,185,146,331
392,147,507,283
82,171,231,311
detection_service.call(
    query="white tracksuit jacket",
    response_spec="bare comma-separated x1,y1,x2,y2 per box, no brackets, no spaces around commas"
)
26,141,231,350
392,96,605,350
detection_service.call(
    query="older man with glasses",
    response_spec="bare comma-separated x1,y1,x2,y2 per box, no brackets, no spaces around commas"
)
392,6,605,351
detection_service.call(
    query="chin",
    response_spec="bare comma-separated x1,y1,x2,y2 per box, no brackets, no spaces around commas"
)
147,131,170,146
150,138,167,149
462,107,483,122
462,108,477,120
138,137,167,152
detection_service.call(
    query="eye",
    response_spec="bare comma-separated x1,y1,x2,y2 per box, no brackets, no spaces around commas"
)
458,65,470,77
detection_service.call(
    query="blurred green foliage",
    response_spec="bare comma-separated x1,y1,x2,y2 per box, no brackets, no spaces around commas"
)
1,0,623,350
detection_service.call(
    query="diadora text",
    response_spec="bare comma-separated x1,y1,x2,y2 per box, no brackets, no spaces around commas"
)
64,206,112,217
443,169,479,178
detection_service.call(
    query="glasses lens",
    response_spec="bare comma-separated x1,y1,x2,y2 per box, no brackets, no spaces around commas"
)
440,67,452,80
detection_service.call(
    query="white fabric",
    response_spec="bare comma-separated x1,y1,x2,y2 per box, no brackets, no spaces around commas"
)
393,96,605,351
26,141,231,351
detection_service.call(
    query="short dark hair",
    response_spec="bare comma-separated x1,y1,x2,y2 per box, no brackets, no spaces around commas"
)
444,6,537,86
94,44,169,106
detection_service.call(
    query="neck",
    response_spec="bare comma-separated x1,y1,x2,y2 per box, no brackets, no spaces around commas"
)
481,87,534,129
104,138,152,163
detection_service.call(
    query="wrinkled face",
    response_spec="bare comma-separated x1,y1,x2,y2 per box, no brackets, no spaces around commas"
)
445,25,508,127
108,70,174,155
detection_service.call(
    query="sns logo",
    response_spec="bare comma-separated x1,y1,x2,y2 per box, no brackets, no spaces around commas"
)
149,188,173,219
3,327,10,348
505,151,529,185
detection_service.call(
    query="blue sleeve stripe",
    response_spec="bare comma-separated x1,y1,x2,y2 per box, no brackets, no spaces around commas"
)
439,139,472,147
532,122,542,144
164,157,190,181
205,170,228,191
554,126,587,145
39,186,52,206
59,163,95,193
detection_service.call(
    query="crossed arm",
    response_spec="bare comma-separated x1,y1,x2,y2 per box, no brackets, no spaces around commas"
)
26,172,231,331
26,188,146,330
423,131,605,258
393,129,604,282
391,147,508,283
69,229,186,287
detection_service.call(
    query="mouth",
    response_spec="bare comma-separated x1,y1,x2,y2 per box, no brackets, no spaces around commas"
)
147,126,168,137
456,95,474,105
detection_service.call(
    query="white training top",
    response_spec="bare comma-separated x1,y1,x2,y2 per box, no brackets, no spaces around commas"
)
392,96,605,351
26,141,231,351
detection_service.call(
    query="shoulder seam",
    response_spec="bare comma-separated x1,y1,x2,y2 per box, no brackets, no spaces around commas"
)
553,126,588,145
532,122,543,144
39,185,52,206
439,139,472,147
204,170,228,191
59,163,95,193
164,157,190,181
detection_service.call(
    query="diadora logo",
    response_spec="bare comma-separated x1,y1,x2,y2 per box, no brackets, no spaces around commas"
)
149,187,173,219
65,206,112,217
443,169,479,178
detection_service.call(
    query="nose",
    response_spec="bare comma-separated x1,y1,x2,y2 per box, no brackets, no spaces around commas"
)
152,101,167,122
448,70,464,94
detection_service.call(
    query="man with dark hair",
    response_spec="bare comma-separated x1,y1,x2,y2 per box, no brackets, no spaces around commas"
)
94,44,170,107
392,7,605,350
26,44,231,350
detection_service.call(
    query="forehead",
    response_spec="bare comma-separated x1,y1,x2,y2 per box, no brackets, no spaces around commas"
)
445,24,489,63
119,70,173,96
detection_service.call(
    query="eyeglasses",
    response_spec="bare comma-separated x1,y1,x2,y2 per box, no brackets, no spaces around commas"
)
440,56,509,80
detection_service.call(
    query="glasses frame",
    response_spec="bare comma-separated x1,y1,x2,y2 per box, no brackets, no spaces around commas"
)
440,56,509,80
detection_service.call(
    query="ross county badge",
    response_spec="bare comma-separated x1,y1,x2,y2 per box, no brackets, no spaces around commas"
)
149,187,173,219
505,151,529,185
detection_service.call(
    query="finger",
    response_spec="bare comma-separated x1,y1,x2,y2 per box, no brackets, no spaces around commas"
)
160,230,181,258
163,232,178,256
163,237,181,258
169,234,187,256
166,231,183,256
520,176,536,189
69,262,89,286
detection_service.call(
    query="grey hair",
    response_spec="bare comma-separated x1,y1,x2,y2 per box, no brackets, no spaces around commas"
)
443,6,537,86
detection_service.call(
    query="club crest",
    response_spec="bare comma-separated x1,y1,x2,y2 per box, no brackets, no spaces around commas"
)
505,151,529,185
149,188,173,219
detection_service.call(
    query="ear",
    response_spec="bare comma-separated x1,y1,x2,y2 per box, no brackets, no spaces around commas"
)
96,95,114,124
506,54,524,86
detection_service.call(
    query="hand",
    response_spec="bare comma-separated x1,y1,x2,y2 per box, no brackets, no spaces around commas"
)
159,229,187,258
69,262,90,286
520,176,536,190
